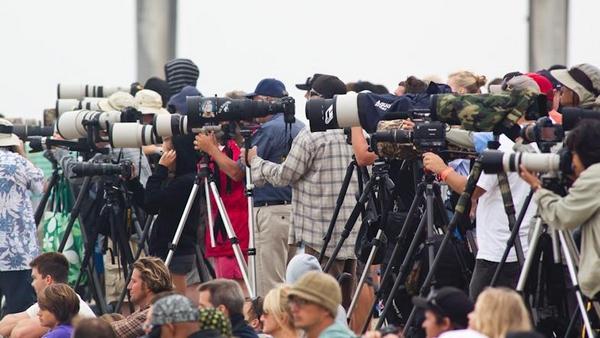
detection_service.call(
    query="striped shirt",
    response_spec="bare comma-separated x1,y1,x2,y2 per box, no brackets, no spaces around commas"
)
250,128,359,259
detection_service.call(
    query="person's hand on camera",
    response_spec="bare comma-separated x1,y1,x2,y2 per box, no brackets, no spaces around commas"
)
194,132,218,155
402,119,415,130
422,152,447,174
519,165,542,191
159,150,177,171
240,146,258,166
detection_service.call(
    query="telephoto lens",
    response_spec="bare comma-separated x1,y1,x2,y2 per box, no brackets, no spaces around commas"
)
109,123,162,148
57,84,130,100
480,149,572,174
56,110,124,139
72,161,132,179
12,125,54,140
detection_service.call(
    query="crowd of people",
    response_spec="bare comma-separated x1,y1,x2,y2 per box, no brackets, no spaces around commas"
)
0,57,600,338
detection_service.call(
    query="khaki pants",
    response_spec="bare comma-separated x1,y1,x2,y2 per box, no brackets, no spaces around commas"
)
254,204,291,297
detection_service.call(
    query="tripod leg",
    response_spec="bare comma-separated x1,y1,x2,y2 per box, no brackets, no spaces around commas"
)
165,183,201,267
209,181,253,298
360,183,426,334
323,175,377,273
58,177,92,252
496,172,525,265
516,218,544,292
402,160,484,336
245,166,257,298
320,161,356,263
114,214,155,313
205,177,216,248
557,230,595,338
35,171,60,226
375,214,428,329
492,189,534,287
348,228,382,320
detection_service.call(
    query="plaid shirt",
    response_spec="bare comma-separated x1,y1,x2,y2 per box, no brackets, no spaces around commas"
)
111,306,149,338
250,128,359,259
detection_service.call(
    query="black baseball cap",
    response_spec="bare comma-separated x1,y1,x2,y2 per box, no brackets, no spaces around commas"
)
310,75,347,99
295,73,325,91
412,287,473,329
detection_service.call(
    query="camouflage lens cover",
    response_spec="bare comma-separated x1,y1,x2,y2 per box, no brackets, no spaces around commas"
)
375,119,418,160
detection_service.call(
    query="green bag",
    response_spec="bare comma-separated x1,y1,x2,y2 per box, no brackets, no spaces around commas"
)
42,176,86,286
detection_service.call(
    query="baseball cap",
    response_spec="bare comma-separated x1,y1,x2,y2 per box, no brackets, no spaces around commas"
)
310,75,347,99
526,73,554,102
246,78,288,98
295,73,325,91
412,287,474,329
551,63,600,104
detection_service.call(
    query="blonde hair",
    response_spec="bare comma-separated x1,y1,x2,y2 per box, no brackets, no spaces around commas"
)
263,285,295,331
471,288,531,338
132,257,173,294
448,70,487,94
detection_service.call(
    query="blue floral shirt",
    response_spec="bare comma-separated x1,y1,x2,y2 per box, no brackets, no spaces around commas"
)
0,149,44,271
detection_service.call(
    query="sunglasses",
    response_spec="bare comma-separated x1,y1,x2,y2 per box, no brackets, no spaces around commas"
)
288,296,313,307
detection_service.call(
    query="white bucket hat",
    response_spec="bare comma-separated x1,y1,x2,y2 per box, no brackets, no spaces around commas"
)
0,118,21,147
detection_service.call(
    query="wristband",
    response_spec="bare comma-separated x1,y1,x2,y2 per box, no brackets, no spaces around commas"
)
439,167,454,181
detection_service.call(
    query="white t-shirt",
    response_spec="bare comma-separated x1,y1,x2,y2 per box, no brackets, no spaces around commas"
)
25,294,96,318
475,135,537,262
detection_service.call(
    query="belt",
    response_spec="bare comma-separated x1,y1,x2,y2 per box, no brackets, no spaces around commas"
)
254,200,291,207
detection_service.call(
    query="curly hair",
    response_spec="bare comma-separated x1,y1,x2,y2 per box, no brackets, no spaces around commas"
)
132,257,173,294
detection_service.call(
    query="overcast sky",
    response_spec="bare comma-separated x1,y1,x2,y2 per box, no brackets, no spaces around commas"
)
0,0,598,122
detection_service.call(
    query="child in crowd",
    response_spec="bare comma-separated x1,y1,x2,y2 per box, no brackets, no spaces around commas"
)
38,283,80,338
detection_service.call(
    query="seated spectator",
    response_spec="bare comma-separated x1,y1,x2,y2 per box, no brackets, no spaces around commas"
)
262,285,299,338
73,318,117,338
111,257,173,338
244,297,264,333
198,308,233,338
198,279,258,338
148,294,201,338
0,252,95,338
287,271,355,338
285,254,348,328
468,288,531,338
412,287,474,338
37,283,79,338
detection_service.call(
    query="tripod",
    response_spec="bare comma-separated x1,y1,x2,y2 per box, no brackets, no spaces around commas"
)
34,151,60,226
373,170,470,330
241,129,258,297
513,172,597,337
165,152,254,297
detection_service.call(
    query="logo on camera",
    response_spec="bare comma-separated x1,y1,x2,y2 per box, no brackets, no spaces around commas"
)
325,104,334,125
374,100,392,111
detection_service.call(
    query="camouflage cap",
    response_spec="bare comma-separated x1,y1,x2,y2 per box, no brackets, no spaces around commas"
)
198,308,232,337
151,294,199,325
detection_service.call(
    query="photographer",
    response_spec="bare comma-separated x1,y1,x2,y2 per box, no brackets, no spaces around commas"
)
550,63,600,110
244,75,358,295
127,134,201,294
0,118,44,316
520,119,600,299
193,126,249,295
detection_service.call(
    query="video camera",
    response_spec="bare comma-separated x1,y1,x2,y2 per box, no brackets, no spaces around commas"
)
306,89,547,133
